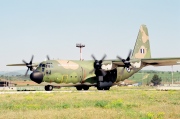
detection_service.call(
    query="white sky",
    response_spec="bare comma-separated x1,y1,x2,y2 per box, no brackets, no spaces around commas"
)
0,0,179,71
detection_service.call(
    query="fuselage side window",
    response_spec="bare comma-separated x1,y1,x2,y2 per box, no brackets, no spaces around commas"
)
45,63,53,68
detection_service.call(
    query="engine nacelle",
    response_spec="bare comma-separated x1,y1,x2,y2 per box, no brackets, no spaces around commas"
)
101,61,116,71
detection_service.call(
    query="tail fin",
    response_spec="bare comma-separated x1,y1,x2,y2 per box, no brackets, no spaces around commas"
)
131,24,151,59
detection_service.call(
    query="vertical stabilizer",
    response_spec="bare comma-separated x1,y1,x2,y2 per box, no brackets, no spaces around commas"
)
131,25,151,59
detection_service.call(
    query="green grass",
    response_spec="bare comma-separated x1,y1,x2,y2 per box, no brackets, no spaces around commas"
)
0,87,180,119
129,71,180,84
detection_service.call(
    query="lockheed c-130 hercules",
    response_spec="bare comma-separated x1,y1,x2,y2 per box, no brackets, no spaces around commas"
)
7,25,180,91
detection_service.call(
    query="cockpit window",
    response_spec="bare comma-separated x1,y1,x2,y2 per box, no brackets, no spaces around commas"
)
39,64,42,67
42,64,45,67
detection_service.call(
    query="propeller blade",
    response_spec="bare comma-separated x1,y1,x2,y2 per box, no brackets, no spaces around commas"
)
30,55,34,64
25,68,29,76
22,60,27,64
126,49,132,61
47,55,50,60
117,56,123,61
91,54,96,61
22,55,35,76
91,54,107,76
101,54,106,61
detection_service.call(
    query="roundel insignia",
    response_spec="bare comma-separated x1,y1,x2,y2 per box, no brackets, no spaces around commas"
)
126,68,131,73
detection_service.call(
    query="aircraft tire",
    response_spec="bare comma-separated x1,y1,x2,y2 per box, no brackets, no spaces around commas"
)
104,87,110,90
76,86,83,90
83,86,89,90
97,87,103,90
45,85,53,91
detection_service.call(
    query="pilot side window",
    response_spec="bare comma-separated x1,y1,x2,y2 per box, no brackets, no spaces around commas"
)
41,64,45,72
42,68,45,72
39,64,42,67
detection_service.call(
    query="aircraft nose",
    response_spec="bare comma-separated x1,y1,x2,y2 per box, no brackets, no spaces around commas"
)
30,71,43,84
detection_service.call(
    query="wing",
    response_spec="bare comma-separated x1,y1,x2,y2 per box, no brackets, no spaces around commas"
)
110,57,180,67
141,57,180,66
7,64,26,66
111,61,124,67
111,59,140,67
7,63,39,67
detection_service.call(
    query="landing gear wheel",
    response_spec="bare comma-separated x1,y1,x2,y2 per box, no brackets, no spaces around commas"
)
45,85,53,91
76,86,83,90
83,86,89,90
104,87,110,90
97,87,103,90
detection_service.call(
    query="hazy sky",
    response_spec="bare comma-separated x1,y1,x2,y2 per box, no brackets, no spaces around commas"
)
0,0,180,72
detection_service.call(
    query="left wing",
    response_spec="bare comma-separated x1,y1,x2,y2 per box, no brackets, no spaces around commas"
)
111,57,180,67
141,57,180,66
112,59,140,67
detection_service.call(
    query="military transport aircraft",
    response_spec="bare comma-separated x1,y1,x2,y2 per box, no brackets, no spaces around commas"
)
7,25,180,91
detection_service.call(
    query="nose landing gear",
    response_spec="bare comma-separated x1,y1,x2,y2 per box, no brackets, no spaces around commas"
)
45,85,53,91
76,86,89,90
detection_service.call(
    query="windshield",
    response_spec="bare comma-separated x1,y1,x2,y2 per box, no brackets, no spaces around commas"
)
39,63,45,67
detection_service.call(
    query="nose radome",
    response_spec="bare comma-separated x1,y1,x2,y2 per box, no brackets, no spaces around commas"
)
30,71,43,84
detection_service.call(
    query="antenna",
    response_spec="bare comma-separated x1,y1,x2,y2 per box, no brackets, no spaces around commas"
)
76,43,85,61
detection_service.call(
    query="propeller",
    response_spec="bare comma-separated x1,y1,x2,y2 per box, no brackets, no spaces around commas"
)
117,49,135,75
90,54,107,76
22,55,34,76
46,55,50,60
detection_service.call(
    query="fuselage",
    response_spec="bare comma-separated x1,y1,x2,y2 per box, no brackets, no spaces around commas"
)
30,60,142,87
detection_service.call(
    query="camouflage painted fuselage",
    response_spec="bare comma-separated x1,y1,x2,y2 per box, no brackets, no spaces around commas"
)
36,60,141,87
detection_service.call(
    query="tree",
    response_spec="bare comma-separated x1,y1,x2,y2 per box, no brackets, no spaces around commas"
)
151,74,162,86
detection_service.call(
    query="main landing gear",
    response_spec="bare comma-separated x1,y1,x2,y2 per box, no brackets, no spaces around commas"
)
76,86,89,91
97,86,110,90
45,85,53,91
